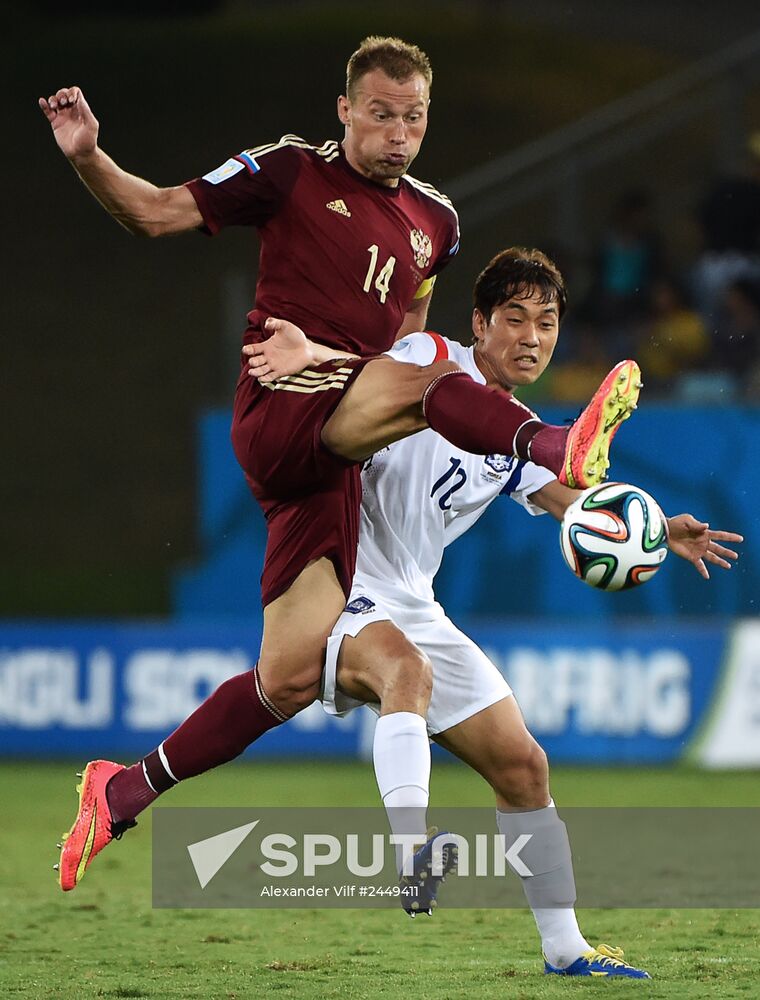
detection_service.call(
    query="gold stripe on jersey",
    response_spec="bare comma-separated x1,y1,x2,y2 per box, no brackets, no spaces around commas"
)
263,366,354,393
240,136,340,164
276,366,355,382
265,379,351,395
273,374,351,389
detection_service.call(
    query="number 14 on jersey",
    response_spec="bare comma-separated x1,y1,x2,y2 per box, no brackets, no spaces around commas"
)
363,245,396,304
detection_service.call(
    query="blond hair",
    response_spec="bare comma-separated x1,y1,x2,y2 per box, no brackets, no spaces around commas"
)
346,36,432,99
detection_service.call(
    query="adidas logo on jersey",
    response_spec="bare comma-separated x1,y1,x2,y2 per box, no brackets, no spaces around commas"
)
326,199,352,218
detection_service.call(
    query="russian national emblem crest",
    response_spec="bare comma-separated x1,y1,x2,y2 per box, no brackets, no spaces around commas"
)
410,228,433,269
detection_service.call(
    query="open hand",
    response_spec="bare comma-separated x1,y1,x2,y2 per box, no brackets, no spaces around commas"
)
243,317,315,383
666,514,742,579
39,86,99,160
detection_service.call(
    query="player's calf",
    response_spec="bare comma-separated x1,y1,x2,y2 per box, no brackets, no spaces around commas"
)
420,360,640,486
335,621,435,887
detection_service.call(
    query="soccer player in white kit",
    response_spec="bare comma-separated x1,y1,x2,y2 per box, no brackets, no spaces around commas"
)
249,247,741,979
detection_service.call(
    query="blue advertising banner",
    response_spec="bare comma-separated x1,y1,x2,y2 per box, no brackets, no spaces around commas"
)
0,620,729,764
470,621,726,763
0,621,367,759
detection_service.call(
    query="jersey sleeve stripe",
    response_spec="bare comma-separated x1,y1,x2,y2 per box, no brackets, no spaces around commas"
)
425,331,449,362
238,136,339,164
499,461,526,496
404,174,459,221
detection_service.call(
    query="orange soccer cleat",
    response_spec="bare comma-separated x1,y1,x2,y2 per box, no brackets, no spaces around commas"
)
55,760,136,891
560,360,642,489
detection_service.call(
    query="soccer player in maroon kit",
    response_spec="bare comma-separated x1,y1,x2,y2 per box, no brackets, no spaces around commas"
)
40,37,640,890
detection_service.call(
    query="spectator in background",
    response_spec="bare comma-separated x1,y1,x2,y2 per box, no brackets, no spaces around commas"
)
692,131,760,323
713,277,760,398
549,324,614,404
636,276,709,392
582,188,663,344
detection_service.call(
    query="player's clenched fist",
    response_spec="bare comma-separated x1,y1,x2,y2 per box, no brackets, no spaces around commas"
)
38,86,99,161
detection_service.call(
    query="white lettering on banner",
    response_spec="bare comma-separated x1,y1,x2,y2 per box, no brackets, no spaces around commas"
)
0,648,114,729
124,649,249,730
697,620,760,768
491,647,691,738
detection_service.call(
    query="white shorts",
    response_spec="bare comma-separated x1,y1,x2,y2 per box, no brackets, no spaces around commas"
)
322,591,512,736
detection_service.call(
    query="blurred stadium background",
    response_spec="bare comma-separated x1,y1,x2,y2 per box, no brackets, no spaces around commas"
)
4,3,760,995
4,0,759,770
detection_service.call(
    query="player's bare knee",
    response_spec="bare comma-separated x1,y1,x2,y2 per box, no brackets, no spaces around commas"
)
267,675,320,714
522,740,549,788
511,739,548,788
258,660,322,715
492,739,549,807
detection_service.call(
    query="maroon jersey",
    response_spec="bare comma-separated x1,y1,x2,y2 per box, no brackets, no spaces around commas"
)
186,135,459,354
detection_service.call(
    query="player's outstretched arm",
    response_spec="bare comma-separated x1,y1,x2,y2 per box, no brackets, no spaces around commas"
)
666,514,742,579
38,86,202,236
527,480,580,520
244,317,359,383
528,485,742,580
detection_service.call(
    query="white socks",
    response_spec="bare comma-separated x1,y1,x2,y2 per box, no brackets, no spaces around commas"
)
373,711,431,870
497,801,590,969
373,714,587,965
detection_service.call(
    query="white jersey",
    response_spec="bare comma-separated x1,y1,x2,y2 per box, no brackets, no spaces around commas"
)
352,332,556,621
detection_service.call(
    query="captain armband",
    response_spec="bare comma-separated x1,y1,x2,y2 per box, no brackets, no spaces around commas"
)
414,276,437,300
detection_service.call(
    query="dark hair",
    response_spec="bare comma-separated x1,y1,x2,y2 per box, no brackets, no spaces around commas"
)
346,36,432,99
473,247,567,321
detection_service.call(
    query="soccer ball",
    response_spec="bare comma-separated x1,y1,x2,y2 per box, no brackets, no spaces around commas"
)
560,483,668,591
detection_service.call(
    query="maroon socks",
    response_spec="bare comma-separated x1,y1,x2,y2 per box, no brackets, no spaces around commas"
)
423,370,568,474
106,667,287,823
523,424,571,476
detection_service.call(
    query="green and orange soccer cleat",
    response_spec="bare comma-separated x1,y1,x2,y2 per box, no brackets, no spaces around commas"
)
54,760,136,891
560,360,642,489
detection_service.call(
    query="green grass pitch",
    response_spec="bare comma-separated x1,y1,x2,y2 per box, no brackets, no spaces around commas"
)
1,759,759,999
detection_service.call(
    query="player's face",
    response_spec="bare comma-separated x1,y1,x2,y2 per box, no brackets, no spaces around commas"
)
338,69,429,187
472,288,559,389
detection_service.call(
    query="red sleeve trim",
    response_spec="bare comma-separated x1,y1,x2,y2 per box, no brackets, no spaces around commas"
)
425,331,449,362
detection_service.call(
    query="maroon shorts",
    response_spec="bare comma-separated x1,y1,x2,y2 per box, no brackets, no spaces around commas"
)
231,357,374,607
